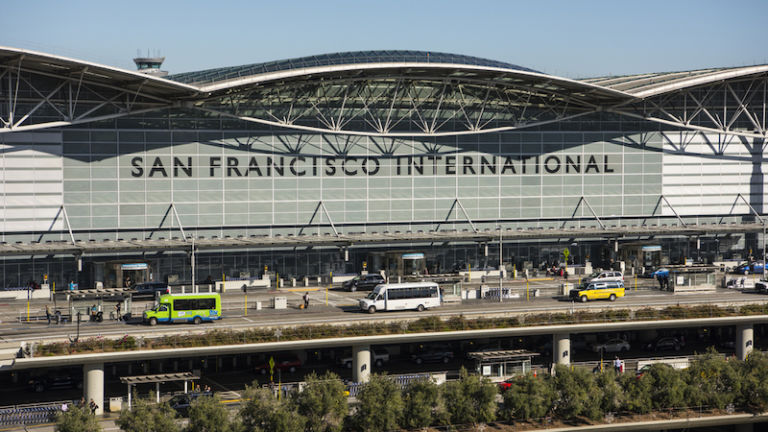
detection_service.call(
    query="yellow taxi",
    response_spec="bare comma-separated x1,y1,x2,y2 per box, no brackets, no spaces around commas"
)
569,281,625,303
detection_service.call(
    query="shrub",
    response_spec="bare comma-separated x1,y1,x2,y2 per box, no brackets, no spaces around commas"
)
115,396,179,432
500,373,555,421
353,374,404,432
296,371,348,432
403,377,441,429
442,367,498,425
552,365,602,421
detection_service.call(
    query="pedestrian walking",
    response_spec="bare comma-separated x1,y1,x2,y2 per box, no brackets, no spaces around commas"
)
613,356,622,373
61,402,68,412
88,398,98,415
45,305,51,325
303,292,310,309
114,302,122,321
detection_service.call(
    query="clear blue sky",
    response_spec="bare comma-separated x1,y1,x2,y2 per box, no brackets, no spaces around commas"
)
2,0,767,78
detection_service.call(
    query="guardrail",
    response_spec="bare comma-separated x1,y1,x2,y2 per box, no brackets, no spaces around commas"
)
0,400,70,427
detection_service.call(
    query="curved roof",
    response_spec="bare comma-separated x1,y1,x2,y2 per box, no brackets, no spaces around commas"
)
167,50,541,86
0,46,198,99
581,64,768,98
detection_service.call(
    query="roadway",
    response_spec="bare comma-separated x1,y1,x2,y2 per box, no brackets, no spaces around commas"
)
1,278,767,352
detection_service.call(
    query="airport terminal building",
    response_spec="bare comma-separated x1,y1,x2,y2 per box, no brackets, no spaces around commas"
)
0,47,766,288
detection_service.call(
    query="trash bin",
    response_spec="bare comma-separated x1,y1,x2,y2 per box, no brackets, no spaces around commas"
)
272,297,287,309
109,397,123,412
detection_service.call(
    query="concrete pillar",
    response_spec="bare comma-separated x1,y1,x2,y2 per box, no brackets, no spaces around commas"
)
353,344,371,383
554,333,571,365
84,363,104,415
737,324,754,360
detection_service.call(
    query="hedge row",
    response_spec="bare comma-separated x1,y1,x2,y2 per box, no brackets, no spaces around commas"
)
35,302,768,356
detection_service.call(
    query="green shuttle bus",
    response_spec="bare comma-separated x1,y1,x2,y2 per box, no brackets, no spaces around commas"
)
143,293,222,325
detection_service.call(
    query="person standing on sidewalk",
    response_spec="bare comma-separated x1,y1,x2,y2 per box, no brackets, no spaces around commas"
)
303,292,310,309
45,305,51,325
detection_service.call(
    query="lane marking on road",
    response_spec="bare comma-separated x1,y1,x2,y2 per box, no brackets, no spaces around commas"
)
242,317,254,322
204,376,241,399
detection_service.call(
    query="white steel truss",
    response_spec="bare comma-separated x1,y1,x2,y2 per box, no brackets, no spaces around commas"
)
611,74,768,141
0,60,173,133
193,75,600,137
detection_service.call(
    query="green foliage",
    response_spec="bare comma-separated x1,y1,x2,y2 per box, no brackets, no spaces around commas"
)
239,384,305,432
595,370,624,413
499,373,555,421
115,397,179,432
738,351,768,412
552,365,602,421
620,372,653,414
685,348,740,410
402,377,441,429
55,405,102,432
353,374,404,432
188,394,236,432
442,367,498,425
295,371,348,432
648,364,687,411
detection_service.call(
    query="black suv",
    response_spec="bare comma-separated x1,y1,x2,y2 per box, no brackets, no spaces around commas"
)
29,370,83,393
168,391,213,416
342,274,385,292
132,282,170,298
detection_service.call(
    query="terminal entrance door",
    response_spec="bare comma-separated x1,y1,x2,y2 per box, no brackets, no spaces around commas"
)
100,261,150,288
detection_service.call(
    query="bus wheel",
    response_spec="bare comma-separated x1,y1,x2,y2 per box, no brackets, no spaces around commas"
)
193,316,202,325
580,295,588,303
609,294,616,302
367,306,376,314
149,317,157,326
417,304,425,312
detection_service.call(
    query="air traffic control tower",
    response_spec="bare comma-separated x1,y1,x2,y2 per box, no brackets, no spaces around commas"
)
133,54,168,77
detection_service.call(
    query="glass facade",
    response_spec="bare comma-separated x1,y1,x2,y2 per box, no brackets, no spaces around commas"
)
1,52,765,289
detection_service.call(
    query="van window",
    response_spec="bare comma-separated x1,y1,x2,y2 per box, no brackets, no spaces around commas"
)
174,298,216,311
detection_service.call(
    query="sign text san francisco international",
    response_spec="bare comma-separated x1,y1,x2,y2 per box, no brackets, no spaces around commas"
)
130,154,617,178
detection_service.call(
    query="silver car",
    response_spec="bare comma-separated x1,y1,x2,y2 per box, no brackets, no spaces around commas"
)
592,338,630,353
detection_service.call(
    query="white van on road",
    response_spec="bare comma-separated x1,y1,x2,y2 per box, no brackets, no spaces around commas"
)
359,282,441,313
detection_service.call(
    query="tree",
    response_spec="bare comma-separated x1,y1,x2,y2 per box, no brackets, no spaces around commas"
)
442,367,498,426
552,365,602,421
685,348,741,410
619,372,653,414
238,384,305,432
55,405,101,432
115,396,180,432
403,377,441,429
188,394,237,432
595,369,624,414
499,373,555,422
647,363,687,411
353,374,403,432
295,371,348,432
738,351,768,412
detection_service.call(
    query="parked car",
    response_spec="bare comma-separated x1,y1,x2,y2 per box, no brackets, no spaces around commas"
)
168,391,213,416
650,268,670,278
254,357,302,375
645,337,683,352
411,349,454,365
498,378,516,391
28,370,82,393
733,261,765,275
132,281,170,298
342,274,386,292
585,271,624,283
591,338,630,354
338,348,390,368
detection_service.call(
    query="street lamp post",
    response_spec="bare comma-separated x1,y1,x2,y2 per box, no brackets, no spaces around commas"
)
499,227,503,303
191,237,196,293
